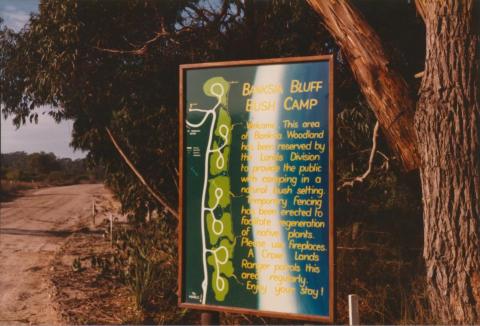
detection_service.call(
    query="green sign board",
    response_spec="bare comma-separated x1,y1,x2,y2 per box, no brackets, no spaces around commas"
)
178,56,334,322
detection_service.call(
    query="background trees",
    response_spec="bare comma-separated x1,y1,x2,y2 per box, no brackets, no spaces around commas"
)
0,151,101,201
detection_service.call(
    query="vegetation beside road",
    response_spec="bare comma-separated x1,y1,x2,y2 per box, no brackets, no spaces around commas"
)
0,151,103,201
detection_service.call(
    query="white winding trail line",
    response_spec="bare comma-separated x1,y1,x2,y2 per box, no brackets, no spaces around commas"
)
186,82,230,304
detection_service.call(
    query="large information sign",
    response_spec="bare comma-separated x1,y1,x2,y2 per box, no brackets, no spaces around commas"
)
178,55,334,322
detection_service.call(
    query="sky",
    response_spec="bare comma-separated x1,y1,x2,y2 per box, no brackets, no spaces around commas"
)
0,0,86,159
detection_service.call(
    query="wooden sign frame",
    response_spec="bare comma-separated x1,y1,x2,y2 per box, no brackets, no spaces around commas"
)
178,55,335,323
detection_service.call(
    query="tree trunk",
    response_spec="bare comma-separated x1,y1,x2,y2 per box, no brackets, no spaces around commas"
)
308,0,480,322
307,0,420,171
415,1,480,323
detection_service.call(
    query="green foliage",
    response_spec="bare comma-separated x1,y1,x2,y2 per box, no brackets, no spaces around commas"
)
28,152,61,175
112,217,177,311
4,168,22,180
0,179,37,201
0,151,102,186
0,0,425,207
1,0,196,215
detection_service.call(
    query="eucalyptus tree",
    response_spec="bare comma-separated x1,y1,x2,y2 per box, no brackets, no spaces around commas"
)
2,0,459,323
309,0,480,323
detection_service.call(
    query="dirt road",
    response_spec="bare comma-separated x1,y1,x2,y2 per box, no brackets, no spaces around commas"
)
0,184,110,325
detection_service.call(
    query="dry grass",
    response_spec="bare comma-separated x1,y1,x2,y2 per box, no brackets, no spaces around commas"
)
50,222,431,325
334,223,432,324
46,195,430,324
0,179,98,202
0,180,43,201
50,232,144,324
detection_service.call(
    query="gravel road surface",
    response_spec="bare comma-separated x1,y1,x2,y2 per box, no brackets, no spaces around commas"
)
0,184,107,325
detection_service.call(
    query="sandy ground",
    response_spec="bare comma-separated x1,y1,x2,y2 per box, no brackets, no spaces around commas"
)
0,184,111,325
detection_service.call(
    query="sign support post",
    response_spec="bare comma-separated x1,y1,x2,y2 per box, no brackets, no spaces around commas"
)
200,311,219,325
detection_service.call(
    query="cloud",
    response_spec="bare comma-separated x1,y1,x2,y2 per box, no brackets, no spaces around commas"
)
1,106,86,159
0,1,37,32
0,2,84,159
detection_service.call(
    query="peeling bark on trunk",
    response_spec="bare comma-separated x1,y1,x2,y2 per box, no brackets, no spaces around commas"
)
308,0,480,323
415,1,480,323
307,0,419,171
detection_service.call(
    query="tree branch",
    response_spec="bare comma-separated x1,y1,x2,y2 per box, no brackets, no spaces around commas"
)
337,121,380,190
105,127,178,219
94,24,193,55
307,0,420,171
415,0,427,24
94,26,167,55
169,161,179,192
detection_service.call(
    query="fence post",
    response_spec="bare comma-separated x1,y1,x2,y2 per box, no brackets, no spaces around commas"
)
109,213,113,246
92,198,96,226
348,294,359,325
200,312,219,325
